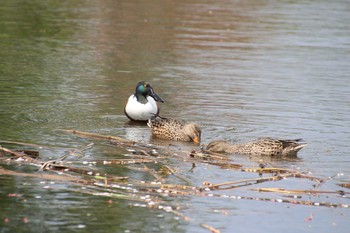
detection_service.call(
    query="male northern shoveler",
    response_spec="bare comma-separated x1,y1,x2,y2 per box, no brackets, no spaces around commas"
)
206,138,307,157
147,116,201,144
124,81,164,121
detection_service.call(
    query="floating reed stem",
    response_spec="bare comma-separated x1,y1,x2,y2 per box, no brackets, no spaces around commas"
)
60,129,135,144
252,187,350,195
203,174,291,191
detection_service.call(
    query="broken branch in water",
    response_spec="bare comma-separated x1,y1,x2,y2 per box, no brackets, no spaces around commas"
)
59,143,94,161
1,146,31,157
242,167,301,174
252,187,350,195
0,146,43,165
190,150,229,161
241,166,325,183
338,183,350,189
0,140,47,148
200,190,350,209
70,158,156,165
202,174,290,191
59,129,135,144
39,143,94,171
0,167,89,184
200,224,221,233
206,161,243,169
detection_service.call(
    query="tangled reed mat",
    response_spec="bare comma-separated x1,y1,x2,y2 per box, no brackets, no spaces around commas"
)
1,130,349,232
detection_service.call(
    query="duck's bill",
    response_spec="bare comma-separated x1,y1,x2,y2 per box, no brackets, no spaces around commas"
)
149,87,164,103
193,137,200,144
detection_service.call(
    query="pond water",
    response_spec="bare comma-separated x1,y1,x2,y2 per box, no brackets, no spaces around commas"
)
0,0,349,232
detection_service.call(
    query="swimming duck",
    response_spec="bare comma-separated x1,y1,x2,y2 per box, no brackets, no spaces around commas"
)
206,138,306,157
147,116,201,144
124,81,164,121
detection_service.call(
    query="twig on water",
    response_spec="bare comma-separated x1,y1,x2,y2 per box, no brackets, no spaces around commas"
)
338,183,350,189
0,140,47,148
0,146,42,165
200,191,350,209
39,143,94,171
202,174,290,191
0,167,89,184
190,150,229,161
207,161,243,170
252,187,350,195
161,165,193,186
200,224,221,233
59,129,135,144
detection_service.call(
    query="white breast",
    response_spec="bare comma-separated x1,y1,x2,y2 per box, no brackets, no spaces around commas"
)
125,95,158,121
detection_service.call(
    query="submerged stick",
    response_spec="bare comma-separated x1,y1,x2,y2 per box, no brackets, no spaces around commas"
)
59,143,94,161
0,140,47,148
1,145,127,181
70,158,156,165
60,129,135,144
0,167,88,184
252,188,350,195
338,183,350,189
39,143,94,171
190,150,230,161
161,165,193,186
242,167,300,174
207,161,243,169
202,174,293,190
200,224,221,233
0,146,42,165
201,191,350,209
1,146,28,157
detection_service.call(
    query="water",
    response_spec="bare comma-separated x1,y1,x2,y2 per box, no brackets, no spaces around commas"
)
1,0,349,232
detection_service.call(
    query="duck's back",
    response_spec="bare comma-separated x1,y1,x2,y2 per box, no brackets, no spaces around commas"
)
240,138,305,157
240,138,284,156
148,117,187,141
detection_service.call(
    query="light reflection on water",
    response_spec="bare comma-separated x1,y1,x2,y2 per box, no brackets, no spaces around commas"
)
0,0,349,232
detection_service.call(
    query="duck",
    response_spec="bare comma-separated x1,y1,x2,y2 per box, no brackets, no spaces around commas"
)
124,81,164,121
147,116,201,144
206,138,307,157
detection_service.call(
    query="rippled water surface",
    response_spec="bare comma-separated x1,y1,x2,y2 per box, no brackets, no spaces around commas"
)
1,0,349,232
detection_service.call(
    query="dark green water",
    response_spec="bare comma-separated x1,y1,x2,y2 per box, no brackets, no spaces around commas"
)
1,0,349,232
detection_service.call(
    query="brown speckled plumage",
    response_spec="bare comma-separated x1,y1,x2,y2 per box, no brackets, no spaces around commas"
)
147,116,201,143
206,138,306,157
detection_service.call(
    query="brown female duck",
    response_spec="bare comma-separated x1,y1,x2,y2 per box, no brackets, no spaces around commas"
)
206,138,307,157
147,116,201,144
